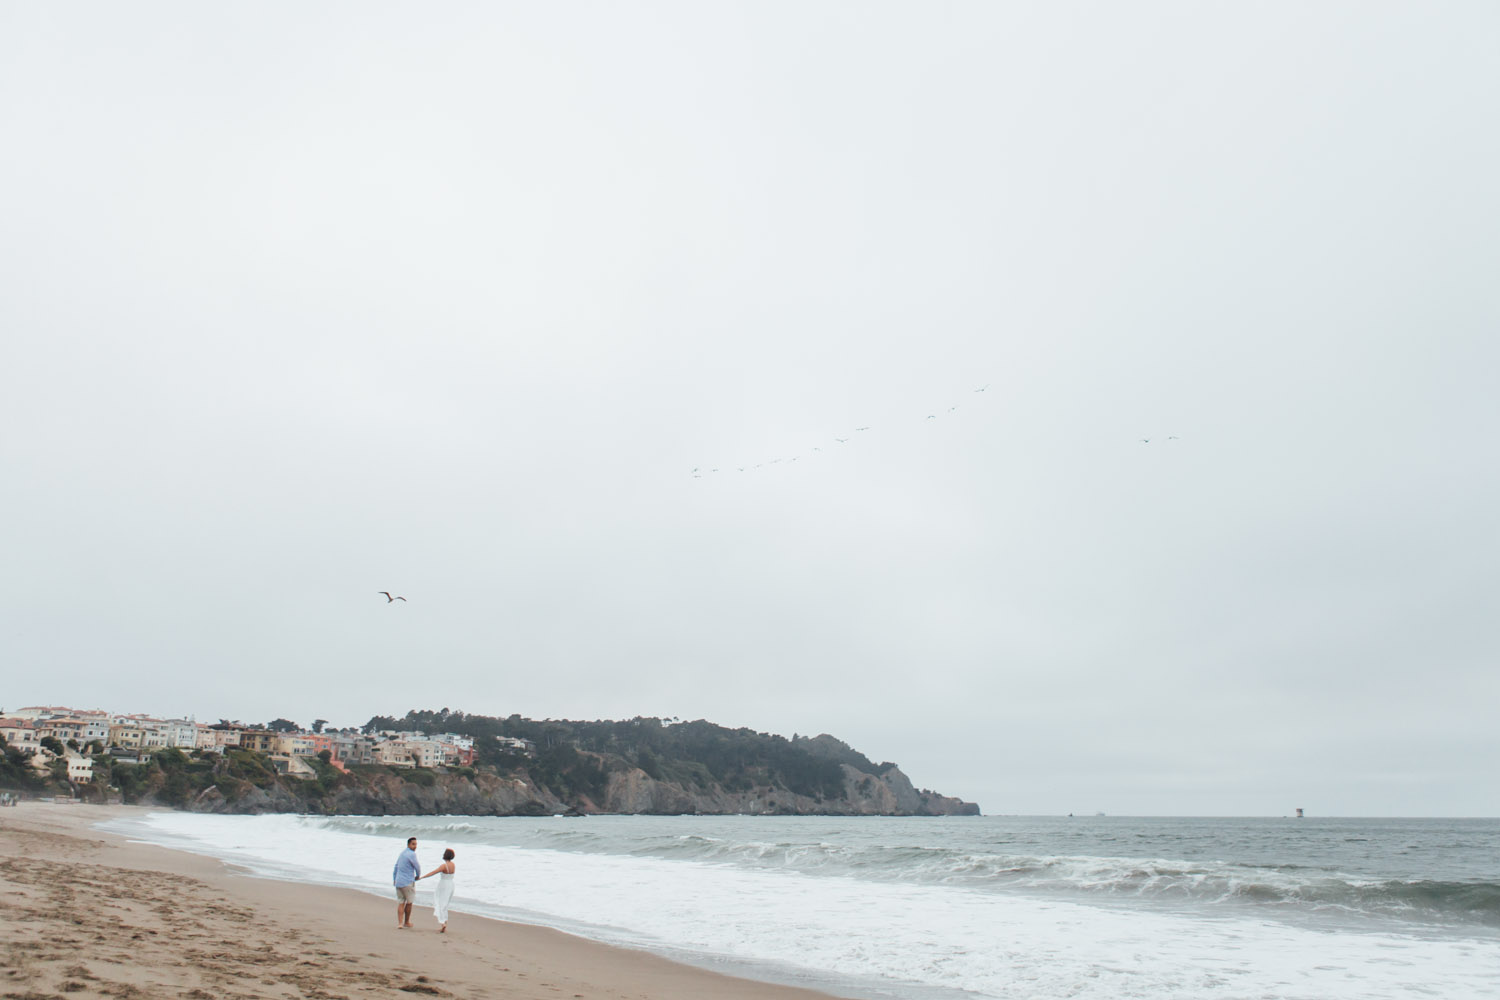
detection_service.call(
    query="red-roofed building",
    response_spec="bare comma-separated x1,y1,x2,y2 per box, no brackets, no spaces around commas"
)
0,718,40,749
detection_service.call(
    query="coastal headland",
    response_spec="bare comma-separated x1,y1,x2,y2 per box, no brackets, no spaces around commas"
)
1,802,840,1000
3,708,980,817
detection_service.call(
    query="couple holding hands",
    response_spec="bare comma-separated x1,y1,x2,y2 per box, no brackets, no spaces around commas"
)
392,836,457,932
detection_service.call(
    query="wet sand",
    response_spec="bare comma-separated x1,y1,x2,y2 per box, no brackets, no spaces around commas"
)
0,801,839,1000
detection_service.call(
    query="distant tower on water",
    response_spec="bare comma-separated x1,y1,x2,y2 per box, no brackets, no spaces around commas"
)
1295,807,1304,818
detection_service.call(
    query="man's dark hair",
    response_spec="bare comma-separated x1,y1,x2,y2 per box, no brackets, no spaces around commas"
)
407,837,417,847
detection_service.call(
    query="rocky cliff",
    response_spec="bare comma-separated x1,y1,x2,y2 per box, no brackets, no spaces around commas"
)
598,761,977,816
74,715,981,817
183,756,978,817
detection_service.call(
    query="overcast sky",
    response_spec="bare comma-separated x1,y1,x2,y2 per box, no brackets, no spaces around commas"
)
3,2,1497,816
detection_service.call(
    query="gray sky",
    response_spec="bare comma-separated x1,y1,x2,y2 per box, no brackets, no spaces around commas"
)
3,2,1497,816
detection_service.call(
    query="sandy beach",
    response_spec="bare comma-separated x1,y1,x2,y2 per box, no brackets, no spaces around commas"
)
0,802,839,1000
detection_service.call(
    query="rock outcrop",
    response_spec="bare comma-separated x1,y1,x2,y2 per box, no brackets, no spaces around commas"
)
181,761,978,817
172,756,980,817
593,760,977,816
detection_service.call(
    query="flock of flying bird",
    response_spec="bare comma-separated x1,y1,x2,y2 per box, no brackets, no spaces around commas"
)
381,389,1181,599
689,384,1180,478
689,384,993,479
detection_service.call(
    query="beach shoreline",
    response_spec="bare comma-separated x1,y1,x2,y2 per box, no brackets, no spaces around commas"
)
1,801,841,1000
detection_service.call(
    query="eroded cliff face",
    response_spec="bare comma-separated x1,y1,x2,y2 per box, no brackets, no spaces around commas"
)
598,762,978,816
181,756,979,817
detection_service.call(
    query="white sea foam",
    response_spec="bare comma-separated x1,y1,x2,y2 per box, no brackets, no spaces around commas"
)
107,813,1500,1000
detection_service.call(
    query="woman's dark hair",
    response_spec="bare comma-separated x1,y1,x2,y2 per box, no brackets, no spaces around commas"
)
443,849,455,861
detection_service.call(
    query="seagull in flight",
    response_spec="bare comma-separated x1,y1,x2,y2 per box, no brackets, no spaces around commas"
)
855,426,871,432
379,592,407,603
834,437,848,443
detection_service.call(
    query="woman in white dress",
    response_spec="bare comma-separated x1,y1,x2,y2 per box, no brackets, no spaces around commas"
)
418,849,457,932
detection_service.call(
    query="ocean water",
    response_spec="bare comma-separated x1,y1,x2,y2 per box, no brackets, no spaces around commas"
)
104,813,1500,999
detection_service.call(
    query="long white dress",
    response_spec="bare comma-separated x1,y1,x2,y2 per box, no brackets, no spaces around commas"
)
433,872,455,924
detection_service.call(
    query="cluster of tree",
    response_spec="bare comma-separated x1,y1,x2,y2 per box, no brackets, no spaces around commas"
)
145,747,339,806
363,709,899,802
206,718,333,733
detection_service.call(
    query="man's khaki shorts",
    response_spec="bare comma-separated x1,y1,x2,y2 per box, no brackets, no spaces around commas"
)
396,884,416,903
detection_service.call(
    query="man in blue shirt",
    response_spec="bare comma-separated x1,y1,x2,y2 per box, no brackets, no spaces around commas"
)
393,837,420,928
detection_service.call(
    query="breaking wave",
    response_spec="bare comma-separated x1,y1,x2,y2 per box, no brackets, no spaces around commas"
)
308,815,1500,928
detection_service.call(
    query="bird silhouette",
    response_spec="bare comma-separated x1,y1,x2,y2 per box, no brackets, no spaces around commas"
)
835,437,848,443
378,592,407,603
855,426,870,431
1140,439,1150,443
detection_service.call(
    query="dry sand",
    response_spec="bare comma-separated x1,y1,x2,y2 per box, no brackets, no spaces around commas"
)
1,802,839,1000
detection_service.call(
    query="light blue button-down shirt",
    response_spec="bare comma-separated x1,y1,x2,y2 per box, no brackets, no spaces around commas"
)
393,847,420,888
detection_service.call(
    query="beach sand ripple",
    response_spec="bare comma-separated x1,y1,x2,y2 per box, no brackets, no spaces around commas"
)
2,837,455,999
0,804,832,1000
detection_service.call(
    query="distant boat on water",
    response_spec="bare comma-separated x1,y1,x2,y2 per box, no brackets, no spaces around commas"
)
1296,808,1305,818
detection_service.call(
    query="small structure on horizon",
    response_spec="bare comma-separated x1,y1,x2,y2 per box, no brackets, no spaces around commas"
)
1295,807,1304,818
